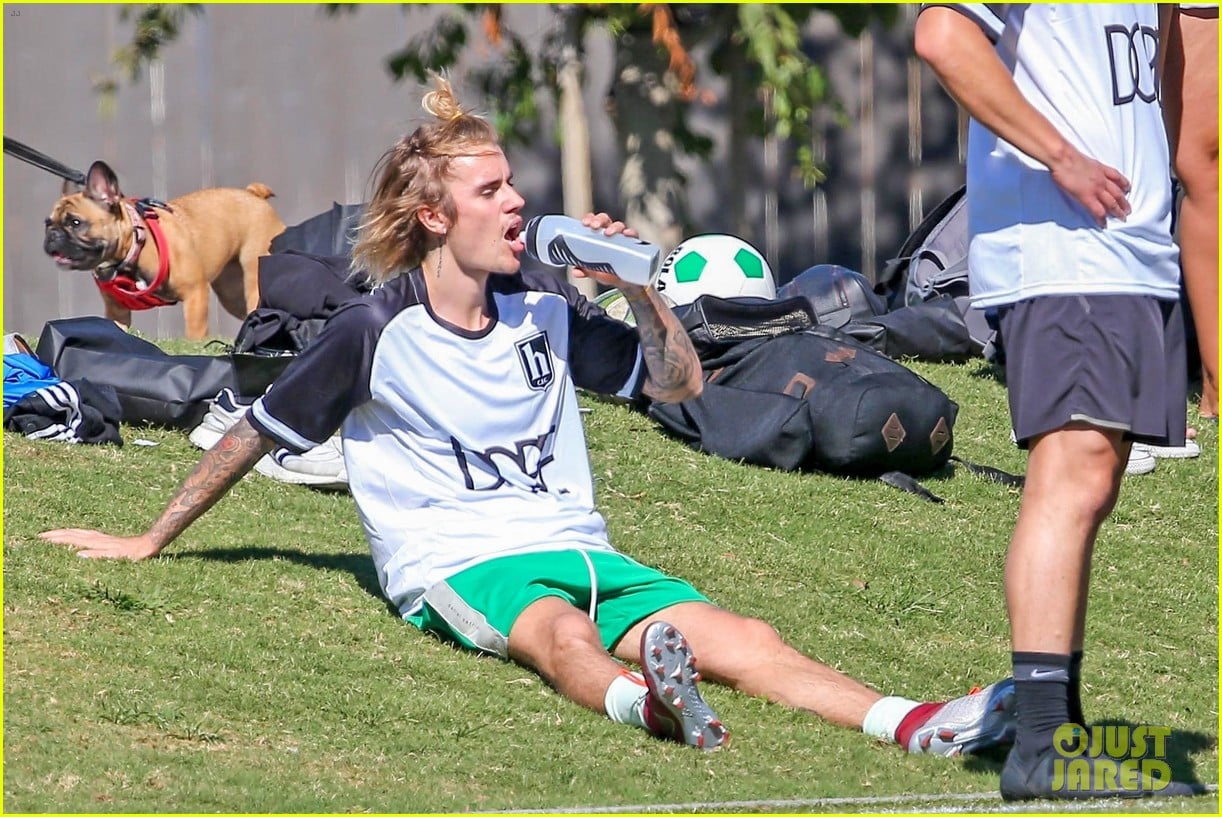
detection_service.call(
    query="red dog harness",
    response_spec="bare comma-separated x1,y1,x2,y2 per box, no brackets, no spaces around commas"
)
93,198,176,311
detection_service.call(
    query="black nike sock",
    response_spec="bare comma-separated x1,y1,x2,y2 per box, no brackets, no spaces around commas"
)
1068,650,1084,727
1012,651,1073,763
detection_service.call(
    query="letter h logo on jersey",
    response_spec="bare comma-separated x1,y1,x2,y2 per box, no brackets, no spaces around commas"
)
516,332,554,390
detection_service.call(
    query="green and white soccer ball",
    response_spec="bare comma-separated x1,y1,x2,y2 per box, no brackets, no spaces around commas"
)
592,288,675,326
655,233,776,306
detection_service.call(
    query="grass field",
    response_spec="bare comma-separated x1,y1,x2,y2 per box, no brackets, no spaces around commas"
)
3,340,1217,813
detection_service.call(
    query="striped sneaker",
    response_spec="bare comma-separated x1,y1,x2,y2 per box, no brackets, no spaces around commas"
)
254,436,348,490
188,388,252,450
640,621,728,750
190,388,347,490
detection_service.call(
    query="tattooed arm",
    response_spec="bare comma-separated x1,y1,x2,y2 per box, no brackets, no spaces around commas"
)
565,211,703,404
40,416,275,561
622,284,704,403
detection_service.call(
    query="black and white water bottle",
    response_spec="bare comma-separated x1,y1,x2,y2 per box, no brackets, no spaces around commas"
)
523,215,662,286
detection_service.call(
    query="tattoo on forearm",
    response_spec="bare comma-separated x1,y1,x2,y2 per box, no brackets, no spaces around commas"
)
148,417,273,547
624,289,700,400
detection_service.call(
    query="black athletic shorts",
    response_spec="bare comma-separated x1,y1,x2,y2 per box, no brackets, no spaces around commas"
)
997,294,1186,449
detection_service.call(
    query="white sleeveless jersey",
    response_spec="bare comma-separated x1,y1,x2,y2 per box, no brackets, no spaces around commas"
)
248,269,645,616
944,4,1179,307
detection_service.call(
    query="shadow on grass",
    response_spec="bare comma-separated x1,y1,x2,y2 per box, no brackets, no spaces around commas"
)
961,722,1216,789
183,546,395,615
1092,719,1217,788
968,359,1007,385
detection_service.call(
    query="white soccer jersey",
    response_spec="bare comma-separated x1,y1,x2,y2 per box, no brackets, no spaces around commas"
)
248,269,646,616
941,4,1180,308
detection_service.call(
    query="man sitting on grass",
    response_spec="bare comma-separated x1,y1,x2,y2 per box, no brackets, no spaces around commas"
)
43,74,1016,757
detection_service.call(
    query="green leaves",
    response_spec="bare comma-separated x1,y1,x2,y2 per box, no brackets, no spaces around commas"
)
737,4,829,186
385,13,468,84
113,4,203,81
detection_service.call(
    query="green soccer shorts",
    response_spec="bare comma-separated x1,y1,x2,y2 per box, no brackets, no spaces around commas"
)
406,549,709,657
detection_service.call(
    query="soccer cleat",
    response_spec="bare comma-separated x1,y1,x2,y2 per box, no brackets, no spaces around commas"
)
639,621,728,751
188,388,253,450
906,679,1017,756
1000,743,1206,800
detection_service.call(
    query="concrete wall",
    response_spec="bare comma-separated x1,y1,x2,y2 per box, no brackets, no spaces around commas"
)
3,4,964,340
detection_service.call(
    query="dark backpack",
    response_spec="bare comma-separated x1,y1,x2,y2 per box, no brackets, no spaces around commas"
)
650,295,1022,499
874,185,1002,361
650,296,960,493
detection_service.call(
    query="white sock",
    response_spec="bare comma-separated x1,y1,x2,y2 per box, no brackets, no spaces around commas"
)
862,695,921,743
604,670,649,729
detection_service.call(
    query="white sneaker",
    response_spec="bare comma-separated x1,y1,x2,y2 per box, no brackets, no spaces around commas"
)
1132,439,1201,459
254,436,348,490
191,388,348,490
3,333,33,356
188,388,252,450
1125,446,1157,475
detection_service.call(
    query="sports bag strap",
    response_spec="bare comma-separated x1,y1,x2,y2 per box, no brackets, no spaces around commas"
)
875,256,906,295
877,248,951,291
878,470,945,503
950,456,1026,487
914,248,952,270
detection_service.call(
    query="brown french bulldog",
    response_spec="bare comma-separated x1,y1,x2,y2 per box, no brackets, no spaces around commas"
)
43,160,285,339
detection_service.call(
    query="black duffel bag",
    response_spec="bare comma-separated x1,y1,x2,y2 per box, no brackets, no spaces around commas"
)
36,317,292,430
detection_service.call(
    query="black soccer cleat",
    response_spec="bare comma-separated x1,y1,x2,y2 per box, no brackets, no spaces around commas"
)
1000,744,1207,801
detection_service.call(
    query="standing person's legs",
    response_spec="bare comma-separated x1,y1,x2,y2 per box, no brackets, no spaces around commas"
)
996,295,1199,799
1005,425,1125,748
1165,7,1220,417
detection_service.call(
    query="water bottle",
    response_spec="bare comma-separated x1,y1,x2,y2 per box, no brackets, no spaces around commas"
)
523,215,662,286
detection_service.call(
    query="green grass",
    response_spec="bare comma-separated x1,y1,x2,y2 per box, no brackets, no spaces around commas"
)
3,343,1217,813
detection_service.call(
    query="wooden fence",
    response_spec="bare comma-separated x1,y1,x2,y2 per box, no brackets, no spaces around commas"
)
3,4,965,340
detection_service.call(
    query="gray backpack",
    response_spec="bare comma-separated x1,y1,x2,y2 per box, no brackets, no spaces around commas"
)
875,186,1001,361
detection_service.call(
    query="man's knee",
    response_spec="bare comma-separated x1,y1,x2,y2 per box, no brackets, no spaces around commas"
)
509,596,601,669
1029,430,1124,519
691,614,789,681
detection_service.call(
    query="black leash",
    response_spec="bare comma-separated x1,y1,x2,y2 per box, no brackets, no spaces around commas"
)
4,136,86,185
877,457,1024,504
950,455,1025,488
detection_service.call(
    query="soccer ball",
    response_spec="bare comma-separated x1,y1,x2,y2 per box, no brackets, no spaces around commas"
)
592,288,675,326
655,233,776,306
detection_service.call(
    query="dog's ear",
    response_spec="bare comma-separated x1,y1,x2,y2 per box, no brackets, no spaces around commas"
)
61,178,84,196
85,160,123,207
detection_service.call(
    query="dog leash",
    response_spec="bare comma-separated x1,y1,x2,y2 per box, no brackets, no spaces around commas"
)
3,136,86,185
